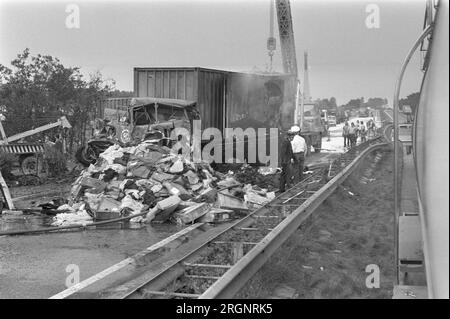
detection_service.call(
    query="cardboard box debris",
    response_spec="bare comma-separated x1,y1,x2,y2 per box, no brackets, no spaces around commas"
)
169,159,184,173
130,165,152,179
217,193,249,212
96,197,121,213
104,189,121,200
197,187,217,203
198,208,234,223
173,202,211,225
163,181,190,199
244,192,271,206
80,176,107,192
54,138,276,227
152,195,182,223
142,151,164,164
177,201,198,210
184,170,200,185
217,178,241,189
151,172,175,183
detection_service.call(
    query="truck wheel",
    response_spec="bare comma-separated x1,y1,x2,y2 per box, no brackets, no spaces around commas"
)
21,156,43,175
75,146,96,167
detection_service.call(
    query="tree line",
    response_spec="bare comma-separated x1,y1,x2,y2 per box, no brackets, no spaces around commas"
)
0,49,116,154
316,94,420,113
315,96,389,111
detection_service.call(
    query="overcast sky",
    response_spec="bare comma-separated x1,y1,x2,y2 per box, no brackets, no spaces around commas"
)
0,0,429,105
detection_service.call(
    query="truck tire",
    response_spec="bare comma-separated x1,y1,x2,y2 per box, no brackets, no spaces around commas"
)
75,146,96,167
21,155,44,176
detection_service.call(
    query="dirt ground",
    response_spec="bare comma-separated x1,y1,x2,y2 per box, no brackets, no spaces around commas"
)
10,179,72,198
237,147,395,299
8,178,72,209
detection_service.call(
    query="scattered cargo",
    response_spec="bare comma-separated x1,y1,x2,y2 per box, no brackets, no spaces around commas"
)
53,138,277,227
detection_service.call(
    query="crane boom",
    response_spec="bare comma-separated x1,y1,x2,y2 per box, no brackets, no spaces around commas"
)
275,0,302,126
273,1,323,153
0,116,72,144
275,0,298,77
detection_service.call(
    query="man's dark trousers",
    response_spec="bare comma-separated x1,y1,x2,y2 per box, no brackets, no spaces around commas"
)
293,152,305,183
279,162,291,193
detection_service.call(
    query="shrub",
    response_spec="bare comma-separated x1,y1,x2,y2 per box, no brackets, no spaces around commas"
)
43,144,67,177
0,152,17,179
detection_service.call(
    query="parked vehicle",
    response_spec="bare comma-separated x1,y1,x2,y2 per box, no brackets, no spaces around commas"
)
301,102,324,153
0,116,71,181
327,115,337,126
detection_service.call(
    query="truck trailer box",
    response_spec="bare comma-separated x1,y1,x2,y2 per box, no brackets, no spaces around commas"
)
132,67,296,133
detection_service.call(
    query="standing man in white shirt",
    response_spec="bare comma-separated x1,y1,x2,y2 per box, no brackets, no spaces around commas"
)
289,125,307,183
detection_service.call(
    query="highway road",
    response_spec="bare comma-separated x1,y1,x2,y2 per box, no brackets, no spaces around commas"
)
379,108,409,124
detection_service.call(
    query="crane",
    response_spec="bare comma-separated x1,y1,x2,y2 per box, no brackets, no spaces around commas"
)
269,0,324,153
274,0,298,77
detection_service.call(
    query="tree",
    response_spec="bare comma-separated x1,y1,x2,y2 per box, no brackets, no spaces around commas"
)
340,96,388,112
344,98,364,109
329,97,337,108
316,97,337,111
365,97,387,108
0,49,114,152
399,92,420,114
109,89,134,98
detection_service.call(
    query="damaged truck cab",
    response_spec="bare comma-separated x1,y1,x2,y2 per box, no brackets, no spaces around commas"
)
77,98,200,166
116,97,200,147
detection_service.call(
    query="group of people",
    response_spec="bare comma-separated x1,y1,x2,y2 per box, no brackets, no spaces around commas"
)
279,125,307,193
277,119,378,192
342,119,376,148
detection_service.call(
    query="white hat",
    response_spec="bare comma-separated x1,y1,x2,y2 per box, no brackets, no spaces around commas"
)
289,125,300,133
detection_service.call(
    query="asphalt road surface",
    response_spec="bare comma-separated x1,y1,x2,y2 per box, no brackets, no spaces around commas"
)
0,134,344,299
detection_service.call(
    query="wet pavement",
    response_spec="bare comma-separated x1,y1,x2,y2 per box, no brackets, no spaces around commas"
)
0,134,347,299
0,213,179,299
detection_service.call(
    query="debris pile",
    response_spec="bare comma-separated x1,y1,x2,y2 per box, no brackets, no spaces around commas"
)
214,163,280,191
52,142,276,227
